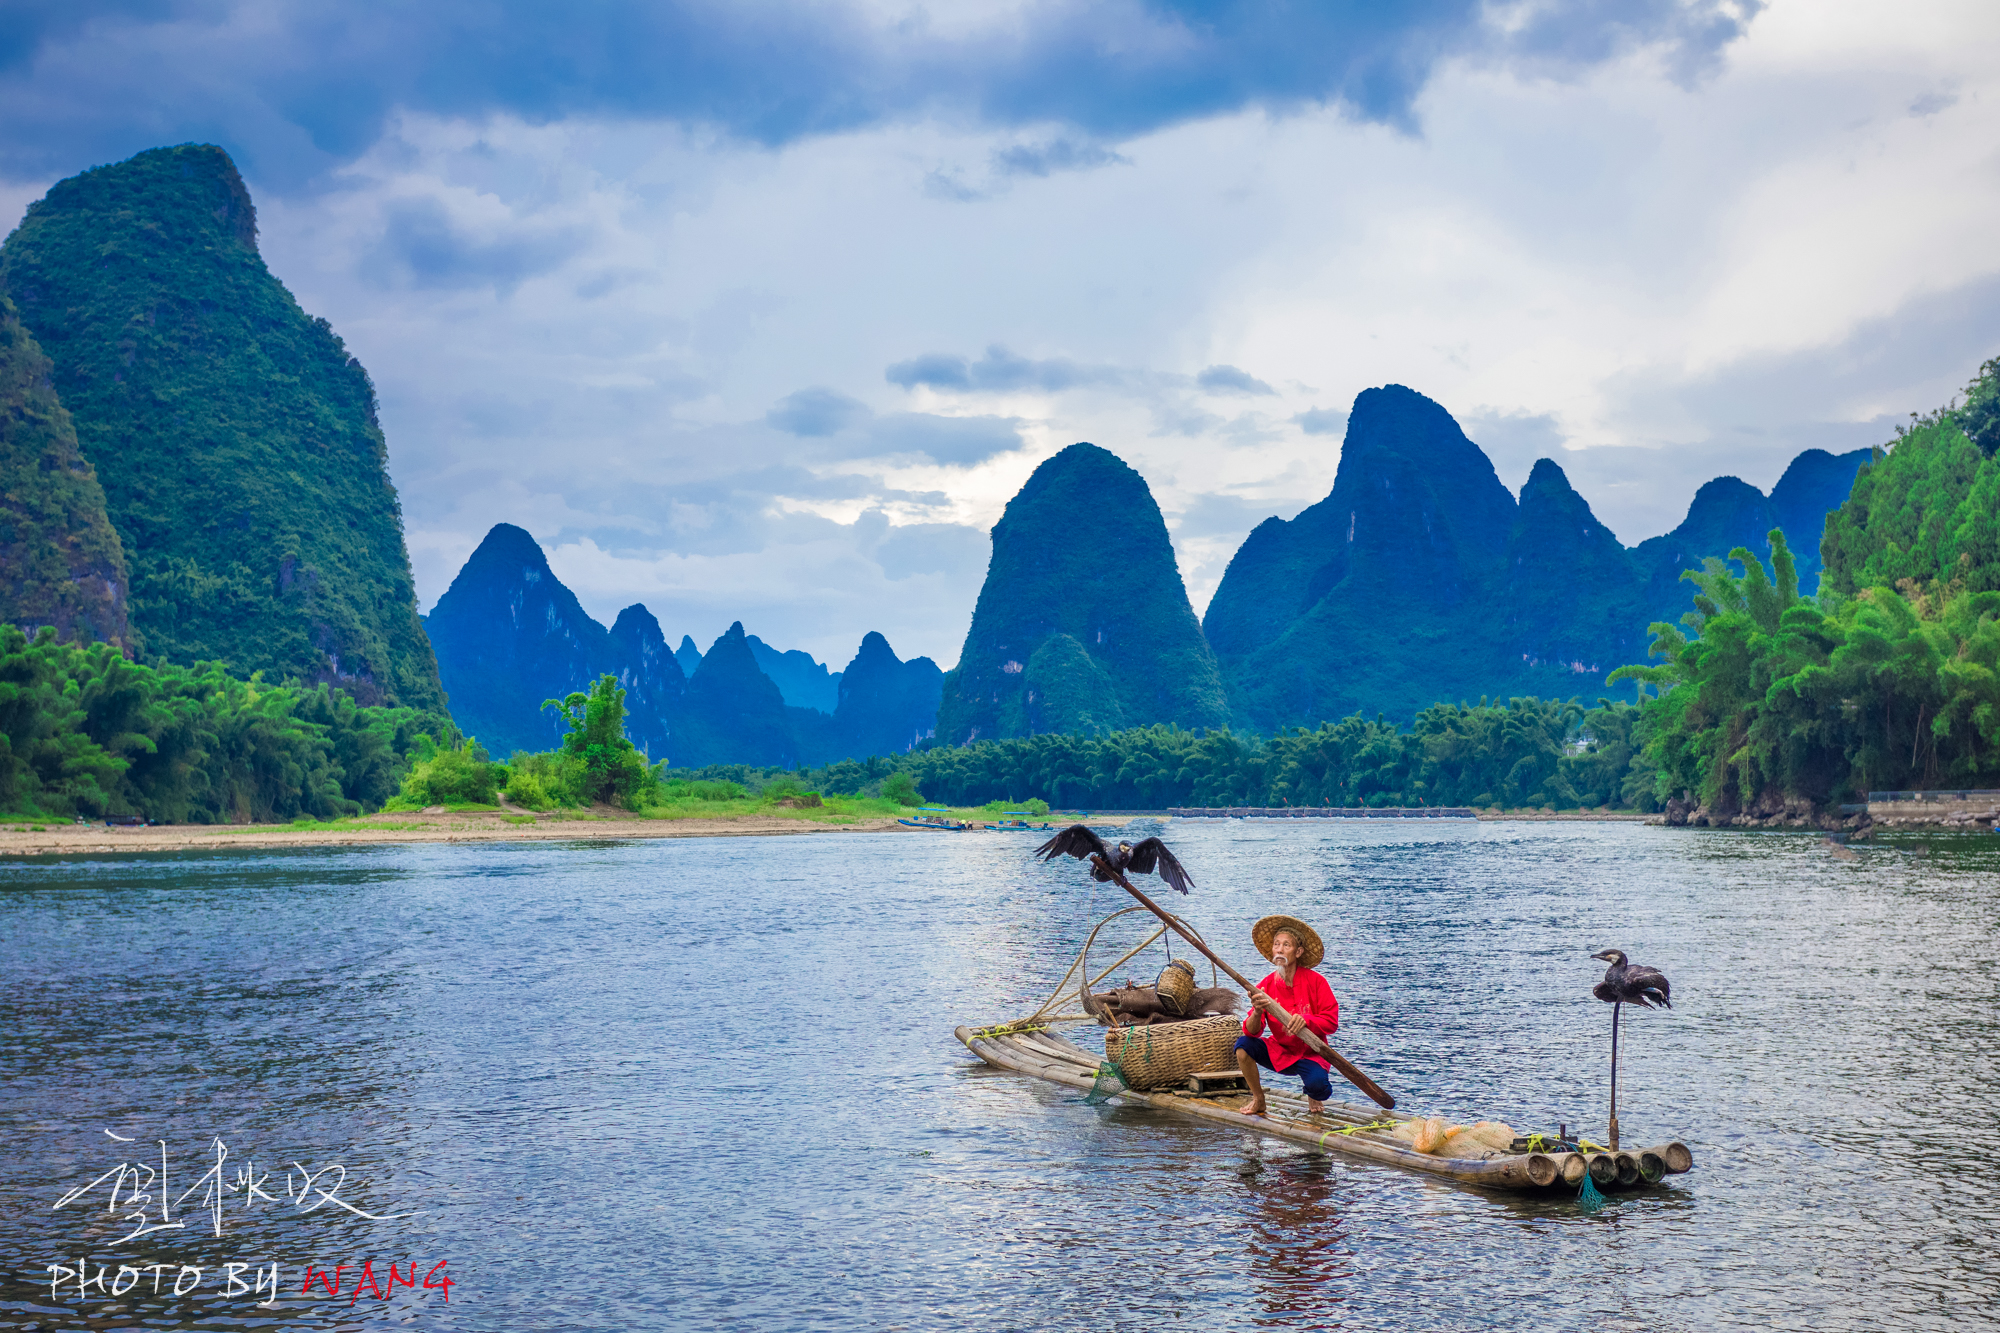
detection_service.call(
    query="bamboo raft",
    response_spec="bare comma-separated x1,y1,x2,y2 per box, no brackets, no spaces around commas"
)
956,1020,1694,1192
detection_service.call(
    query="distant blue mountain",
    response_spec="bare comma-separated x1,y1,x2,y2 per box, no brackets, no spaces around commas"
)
745,634,841,713
673,635,702,678
428,524,941,766
425,523,654,757
1205,386,1876,728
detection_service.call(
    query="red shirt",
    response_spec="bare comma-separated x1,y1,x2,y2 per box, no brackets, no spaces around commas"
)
1242,967,1339,1073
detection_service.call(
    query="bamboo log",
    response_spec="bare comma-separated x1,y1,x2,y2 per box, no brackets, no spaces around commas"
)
1614,1153,1641,1186
1638,1150,1667,1184
1587,1153,1618,1185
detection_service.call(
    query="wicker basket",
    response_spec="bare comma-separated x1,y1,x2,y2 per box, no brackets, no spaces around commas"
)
1105,1013,1241,1090
1155,959,1196,1015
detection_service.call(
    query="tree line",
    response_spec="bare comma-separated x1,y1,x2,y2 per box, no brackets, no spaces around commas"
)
679,697,1650,811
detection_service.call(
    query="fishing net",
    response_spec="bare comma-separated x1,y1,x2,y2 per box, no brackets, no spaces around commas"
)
1084,1061,1128,1106
1577,1170,1606,1212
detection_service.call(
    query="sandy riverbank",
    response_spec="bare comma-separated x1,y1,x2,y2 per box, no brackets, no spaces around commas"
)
0,807,1658,856
0,808,1171,856
0,808,918,856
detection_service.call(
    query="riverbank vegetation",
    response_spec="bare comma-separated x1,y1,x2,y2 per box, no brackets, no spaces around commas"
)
1609,357,2000,817
0,625,446,821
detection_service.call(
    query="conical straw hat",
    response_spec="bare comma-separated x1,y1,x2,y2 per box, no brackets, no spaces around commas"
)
1251,914,1324,970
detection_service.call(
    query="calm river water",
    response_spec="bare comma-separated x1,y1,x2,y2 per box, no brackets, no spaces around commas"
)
0,821,1995,1332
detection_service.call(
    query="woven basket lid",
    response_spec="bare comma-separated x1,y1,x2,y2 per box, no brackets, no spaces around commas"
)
1252,914,1324,970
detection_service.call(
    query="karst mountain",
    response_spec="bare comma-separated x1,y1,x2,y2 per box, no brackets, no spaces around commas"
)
0,144,442,708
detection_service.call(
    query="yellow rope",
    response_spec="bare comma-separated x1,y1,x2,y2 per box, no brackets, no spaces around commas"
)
970,1020,1055,1039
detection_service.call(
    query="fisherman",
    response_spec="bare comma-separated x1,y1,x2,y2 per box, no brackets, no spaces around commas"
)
1233,914,1338,1117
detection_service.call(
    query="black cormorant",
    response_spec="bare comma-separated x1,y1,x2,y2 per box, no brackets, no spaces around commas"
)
1032,825,1194,894
1591,949,1672,1008
1589,948,1672,1150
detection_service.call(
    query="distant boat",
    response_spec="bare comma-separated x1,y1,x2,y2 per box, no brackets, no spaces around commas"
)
985,811,1053,831
899,806,976,831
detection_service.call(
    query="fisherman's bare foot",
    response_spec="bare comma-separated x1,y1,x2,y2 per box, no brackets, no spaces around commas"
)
1308,1099,1325,1116
1238,1097,1267,1117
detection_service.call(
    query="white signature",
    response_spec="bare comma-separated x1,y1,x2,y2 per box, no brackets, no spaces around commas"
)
54,1131,409,1245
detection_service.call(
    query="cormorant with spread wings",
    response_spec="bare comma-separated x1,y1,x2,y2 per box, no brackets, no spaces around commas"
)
1032,824,1194,894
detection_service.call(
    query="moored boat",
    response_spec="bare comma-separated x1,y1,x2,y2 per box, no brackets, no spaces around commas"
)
985,811,1054,831
899,806,978,830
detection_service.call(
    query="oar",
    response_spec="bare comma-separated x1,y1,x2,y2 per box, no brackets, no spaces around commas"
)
1088,853,1396,1109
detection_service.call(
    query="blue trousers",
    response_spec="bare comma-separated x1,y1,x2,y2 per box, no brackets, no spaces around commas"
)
1235,1035,1333,1101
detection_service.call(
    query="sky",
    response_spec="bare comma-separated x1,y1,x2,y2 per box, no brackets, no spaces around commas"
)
2,0,1997,671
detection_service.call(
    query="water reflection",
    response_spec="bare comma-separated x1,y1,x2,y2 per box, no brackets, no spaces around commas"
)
1236,1150,1351,1329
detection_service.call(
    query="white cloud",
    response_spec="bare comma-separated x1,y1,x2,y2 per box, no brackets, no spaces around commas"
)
186,0,2000,668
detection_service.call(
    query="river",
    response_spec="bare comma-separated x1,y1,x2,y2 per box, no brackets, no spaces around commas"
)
1,821,1994,1331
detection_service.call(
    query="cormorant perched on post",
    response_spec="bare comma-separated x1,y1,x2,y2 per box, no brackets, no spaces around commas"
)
1590,948,1672,1151
1033,825,1194,894
1591,949,1672,1008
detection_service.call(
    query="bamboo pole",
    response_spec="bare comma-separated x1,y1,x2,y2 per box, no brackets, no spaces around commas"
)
1609,1000,1622,1150
1089,853,1395,1109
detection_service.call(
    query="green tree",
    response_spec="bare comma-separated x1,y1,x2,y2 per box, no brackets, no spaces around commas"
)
542,675,653,807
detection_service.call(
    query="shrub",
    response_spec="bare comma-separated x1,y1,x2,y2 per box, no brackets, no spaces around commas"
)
399,737,502,806
504,770,556,811
882,772,922,806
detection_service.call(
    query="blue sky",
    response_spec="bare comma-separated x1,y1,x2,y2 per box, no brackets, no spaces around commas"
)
3,0,1996,669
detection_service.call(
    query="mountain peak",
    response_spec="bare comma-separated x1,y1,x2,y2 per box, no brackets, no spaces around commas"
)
937,440,1226,742
39,143,258,254
462,522,552,576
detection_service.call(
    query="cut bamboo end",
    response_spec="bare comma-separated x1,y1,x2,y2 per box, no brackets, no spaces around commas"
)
1587,1154,1618,1185
1638,1151,1667,1184
1526,1154,1559,1187
1560,1153,1588,1185
1614,1153,1641,1186
1663,1141,1693,1174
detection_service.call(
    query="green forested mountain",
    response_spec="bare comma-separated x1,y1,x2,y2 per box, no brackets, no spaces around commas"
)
0,144,442,709
0,296,130,649
1206,385,1873,732
936,442,1228,742
1621,357,2000,819
1206,386,1555,728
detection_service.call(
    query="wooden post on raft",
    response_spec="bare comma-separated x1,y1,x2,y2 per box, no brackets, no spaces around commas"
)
1090,853,1396,1110
1608,1001,1622,1151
